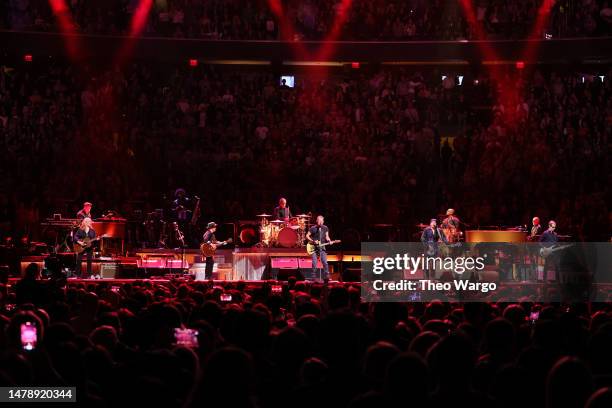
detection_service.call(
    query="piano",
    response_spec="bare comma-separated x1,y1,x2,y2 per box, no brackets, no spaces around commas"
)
41,217,127,254
465,230,527,243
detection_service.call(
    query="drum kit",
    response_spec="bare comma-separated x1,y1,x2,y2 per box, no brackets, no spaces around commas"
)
256,213,311,248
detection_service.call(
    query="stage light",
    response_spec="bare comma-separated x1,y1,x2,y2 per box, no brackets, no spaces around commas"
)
599,75,605,83
516,61,525,69
473,79,479,85
24,54,33,62
189,59,198,67
351,62,360,69
441,75,447,82
545,33,552,40
457,75,464,85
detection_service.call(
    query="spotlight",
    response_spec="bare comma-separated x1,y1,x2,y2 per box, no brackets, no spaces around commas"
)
599,75,605,83
24,54,33,62
544,33,552,40
189,59,198,67
457,75,464,86
516,61,525,69
351,62,360,69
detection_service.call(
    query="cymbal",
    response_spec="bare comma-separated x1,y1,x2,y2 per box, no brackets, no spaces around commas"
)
296,214,309,218
416,223,429,228
256,213,271,217
270,219,285,224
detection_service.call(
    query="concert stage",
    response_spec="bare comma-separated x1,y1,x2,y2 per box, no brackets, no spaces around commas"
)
16,247,361,281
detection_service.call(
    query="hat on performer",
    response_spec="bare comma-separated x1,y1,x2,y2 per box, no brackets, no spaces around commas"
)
446,208,455,215
207,222,217,229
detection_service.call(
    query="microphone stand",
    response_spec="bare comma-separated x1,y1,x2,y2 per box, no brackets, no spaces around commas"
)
175,225,187,275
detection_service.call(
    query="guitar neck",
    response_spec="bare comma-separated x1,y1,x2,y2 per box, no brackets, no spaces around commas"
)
318,240,339,247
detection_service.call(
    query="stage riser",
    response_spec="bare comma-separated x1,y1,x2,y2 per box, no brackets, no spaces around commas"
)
18,249,349,280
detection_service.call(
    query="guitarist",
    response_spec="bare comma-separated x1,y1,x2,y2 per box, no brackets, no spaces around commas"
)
74,217,97,278
420,219,448,279
306,215,331,282
539,220,559,281
202,222,218,279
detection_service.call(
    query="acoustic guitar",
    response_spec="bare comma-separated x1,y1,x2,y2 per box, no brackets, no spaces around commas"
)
306,240,341,255
200,238,233,257
74,234,109,254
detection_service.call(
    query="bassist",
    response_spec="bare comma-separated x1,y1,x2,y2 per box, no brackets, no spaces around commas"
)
306,215,331,282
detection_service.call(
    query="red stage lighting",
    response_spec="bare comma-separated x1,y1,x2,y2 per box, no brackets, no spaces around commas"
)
24,54,33,62
189,59,198,67
351,62,360,69
516,61,525,69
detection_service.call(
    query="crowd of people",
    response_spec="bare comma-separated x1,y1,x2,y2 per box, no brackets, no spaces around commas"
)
2,0,612,40
1,269,612,407
1,57,610,242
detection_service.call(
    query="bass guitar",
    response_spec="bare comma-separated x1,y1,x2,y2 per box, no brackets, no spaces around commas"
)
540,244,573,258
200,238,233,257
306,240,341,255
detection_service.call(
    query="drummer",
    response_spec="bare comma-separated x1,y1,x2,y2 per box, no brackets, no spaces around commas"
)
273,197,292,222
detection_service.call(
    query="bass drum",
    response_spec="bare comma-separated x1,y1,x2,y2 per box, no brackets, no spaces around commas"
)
277,227,298,248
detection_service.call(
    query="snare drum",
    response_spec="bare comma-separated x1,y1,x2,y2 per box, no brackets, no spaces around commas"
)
277,227,298,248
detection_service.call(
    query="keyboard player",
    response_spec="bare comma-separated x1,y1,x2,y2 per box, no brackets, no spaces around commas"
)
77,202,93,220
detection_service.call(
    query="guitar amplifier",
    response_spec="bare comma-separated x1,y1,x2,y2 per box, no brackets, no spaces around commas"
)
100,262,120,278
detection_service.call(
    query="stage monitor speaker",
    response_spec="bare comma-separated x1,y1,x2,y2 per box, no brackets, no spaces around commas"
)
297,257,324,280
342,267,362,282
120,263,139,278
271,257,302,280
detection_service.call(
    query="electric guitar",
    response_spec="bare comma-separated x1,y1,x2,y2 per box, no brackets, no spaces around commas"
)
200,238,233,257
540,244,573,258
74,234,109,254
425,241,461,256
306,240,341,255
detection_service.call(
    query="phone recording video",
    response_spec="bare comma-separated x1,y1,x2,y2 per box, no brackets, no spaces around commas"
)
271,285,282,294
530,311,540,322
20,322,38,351
220,293,232,302
111,286,120,293
174,328,199,348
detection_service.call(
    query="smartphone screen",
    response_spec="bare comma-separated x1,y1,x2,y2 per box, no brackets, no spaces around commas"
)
220,293,232,302
174,328,199,347
271,285,282,294
529,311,540,322
21,322,37,351
111,286,120,293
